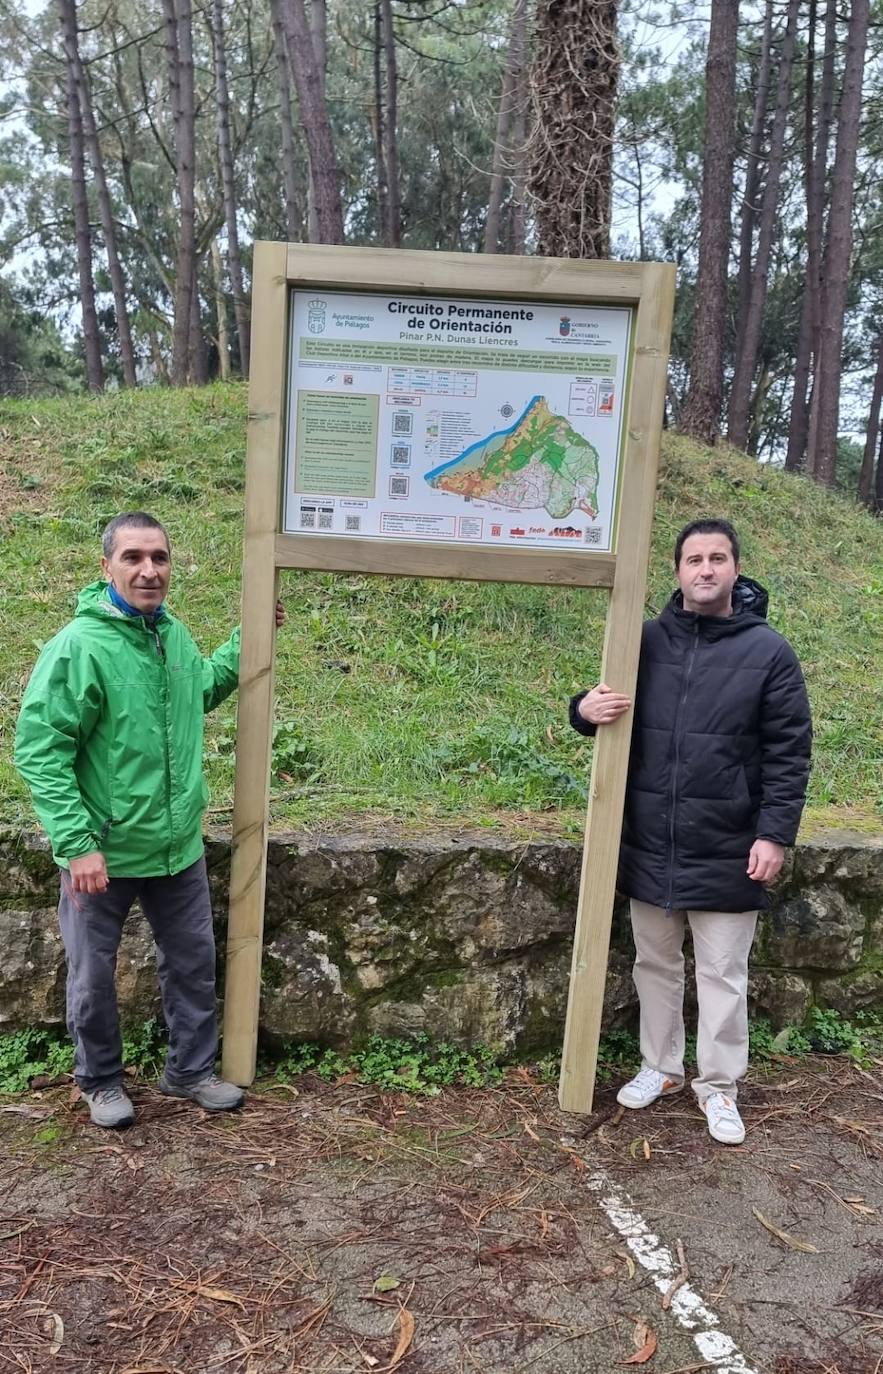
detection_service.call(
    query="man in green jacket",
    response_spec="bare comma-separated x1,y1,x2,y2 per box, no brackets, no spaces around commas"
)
15,511,284,1129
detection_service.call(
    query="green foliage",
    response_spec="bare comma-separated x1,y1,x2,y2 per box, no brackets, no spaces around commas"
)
750,1008,883,1066
533,1027,641,1086
120,1016,167,1076
0,1028,74,1094
0,388,881,834
434,724,588,809
272,721,323,785
0,1018,167,1094
273,1034,503,1096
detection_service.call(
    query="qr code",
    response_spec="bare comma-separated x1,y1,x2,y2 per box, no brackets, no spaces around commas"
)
389,476,408,497
584,526,602,545
300,509,316,529
392,411,413,436
318,510,333,530
391,444,411,466
345,514,361,532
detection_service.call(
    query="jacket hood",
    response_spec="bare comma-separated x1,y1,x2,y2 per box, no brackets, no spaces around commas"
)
665,574,769,634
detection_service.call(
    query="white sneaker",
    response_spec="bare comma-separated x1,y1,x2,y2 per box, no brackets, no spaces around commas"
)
616,1066,683,1109
701,1092,745,1144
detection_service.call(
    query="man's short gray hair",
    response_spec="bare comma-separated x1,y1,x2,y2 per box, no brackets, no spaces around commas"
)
102,512,170,559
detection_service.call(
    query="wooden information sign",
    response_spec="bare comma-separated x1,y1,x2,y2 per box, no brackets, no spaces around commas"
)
221,240,675,1114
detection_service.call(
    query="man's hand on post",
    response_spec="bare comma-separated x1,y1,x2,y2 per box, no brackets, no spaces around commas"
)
747,838,784,884
275,600,286,629
69,851,109,894
577,682,632,726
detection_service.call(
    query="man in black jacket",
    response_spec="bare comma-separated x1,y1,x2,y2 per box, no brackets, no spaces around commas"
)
570,518,812,1144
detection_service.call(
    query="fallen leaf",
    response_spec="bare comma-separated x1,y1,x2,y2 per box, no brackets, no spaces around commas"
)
126,1156,144,1171
629,1137,644,1160
523,1118,541,1143
120,1366,176,1373
361,1356,379,1369
46,1313,64,1355
0,1221,33,1241
632,1320,650,1348
643,1138,651,1162
373,1275,401,1293
622,1253,636,1279
377,1306,415,1372
751,1208,818,1253
622,1323,657,1364
197,1285,248,1309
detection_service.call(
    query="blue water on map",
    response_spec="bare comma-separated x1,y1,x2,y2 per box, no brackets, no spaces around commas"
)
424,395,544,484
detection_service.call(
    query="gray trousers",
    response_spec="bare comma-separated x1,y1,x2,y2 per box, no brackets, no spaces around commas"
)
58,857,218,1092
630,899,759,1103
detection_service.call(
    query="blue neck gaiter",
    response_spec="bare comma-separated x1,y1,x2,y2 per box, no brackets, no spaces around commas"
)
107,583,166,622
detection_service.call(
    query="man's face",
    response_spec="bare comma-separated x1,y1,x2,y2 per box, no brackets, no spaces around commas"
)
676,532,739,617
101,527,171,613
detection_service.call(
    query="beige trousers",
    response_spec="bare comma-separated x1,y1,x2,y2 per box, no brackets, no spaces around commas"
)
629,899,759,1103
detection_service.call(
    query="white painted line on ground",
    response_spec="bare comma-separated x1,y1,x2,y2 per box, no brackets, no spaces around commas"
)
586,1171,758,1374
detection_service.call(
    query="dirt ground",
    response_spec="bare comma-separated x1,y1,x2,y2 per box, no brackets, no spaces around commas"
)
1,1059,882,1374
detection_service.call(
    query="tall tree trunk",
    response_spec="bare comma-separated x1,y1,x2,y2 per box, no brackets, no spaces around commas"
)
59,5,103,391
59,0,136,387
379,0,400,246
731,0,773,377
210,238,232,381
307,0,327,242
269,0,304,239
485,0,527,253
679,0,739,445
210,0,250,377
875,422,883,514
373,3,389,241
509,70,528,255
727,0,799,450
162,0,196,385
858,332,883,506
787,0,837,472
809,0,869,486
283,0,344,244
188,264,209,385
527,0,619,258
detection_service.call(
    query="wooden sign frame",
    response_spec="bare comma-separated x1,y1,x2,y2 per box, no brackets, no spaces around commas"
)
220,240,675,1114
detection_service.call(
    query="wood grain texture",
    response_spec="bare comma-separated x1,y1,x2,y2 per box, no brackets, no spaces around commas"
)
284,241,646,302
221,241,288,1086
275,533,616,587
558,261,676,1115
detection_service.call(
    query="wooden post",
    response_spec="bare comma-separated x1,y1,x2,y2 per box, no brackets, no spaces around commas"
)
558,263,676,1114
221,241,288,1086
220,243,674,1095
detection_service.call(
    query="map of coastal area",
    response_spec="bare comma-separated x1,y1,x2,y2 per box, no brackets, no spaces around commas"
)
425,396,600,520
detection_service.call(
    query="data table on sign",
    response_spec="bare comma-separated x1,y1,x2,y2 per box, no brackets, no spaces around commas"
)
387,367,478,397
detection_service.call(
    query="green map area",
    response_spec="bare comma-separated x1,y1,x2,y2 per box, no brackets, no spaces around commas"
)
426,395,600,520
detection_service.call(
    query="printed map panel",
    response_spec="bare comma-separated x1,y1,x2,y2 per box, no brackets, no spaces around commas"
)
284,291,633,552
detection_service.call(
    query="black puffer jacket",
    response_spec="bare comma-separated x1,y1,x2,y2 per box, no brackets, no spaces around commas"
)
570,577,812,911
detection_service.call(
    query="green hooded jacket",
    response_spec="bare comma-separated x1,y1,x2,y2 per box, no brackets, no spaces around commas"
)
14,580,240,877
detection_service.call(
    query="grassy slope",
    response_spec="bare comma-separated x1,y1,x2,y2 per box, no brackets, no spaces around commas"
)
1,384,880,838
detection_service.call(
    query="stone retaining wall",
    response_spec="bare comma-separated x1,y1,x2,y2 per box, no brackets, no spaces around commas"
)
1,828,881,1051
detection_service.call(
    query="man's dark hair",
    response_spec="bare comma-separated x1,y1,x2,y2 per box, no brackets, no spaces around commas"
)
674,518,740,568
102,512,170,559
